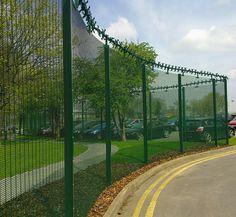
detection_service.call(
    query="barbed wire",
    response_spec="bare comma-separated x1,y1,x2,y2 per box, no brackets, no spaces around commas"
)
73,0,227,80
130,78,224,95
150,78,224,92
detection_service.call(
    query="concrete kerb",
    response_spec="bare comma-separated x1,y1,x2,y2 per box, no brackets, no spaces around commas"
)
104,145,236,217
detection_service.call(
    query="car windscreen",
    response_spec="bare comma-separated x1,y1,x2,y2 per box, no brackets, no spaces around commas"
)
185,120,202,127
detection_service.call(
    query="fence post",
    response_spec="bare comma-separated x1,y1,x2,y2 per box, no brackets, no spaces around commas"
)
149,91,152,140
81,100,84,133
178,74,183,152
104,40,112,185
224,78,229,145
100,108,103,139
182,87,186,141
212,79,218,146
142,64,148,163
63,0,74,216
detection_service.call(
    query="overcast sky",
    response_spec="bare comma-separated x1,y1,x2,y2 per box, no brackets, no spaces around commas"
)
88,0,236,112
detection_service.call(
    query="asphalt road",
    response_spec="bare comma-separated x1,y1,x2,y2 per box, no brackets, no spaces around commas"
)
117,148,236,217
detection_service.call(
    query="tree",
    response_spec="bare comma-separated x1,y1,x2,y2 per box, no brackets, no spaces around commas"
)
0,0,63,137
189,92,224,118
150,97,166,119
73,42,158,141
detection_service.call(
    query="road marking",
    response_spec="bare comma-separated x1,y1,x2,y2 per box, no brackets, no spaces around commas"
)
132,150,236,217
145,150,236,217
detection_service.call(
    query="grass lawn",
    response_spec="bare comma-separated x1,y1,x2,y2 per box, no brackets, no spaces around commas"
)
112,135,236,164
0,136,87,179
112,139,203,163
230,137,236,145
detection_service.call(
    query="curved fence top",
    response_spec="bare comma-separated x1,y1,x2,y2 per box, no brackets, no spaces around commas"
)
73,0,227,80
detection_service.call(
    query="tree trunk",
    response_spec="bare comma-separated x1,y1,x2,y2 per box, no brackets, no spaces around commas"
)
18,113,24,135
120,125,126,141
54,109,61,138
118,109,126,141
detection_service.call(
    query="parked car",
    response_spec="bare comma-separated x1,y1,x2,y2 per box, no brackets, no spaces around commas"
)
167,119,178,131
39,127,54,137
73,120,100,138
126,120,172,140
79,123,119,140
125,119,143,128
184,118,233,143
0,126,19,140
228,117,236,132
82,123,106,139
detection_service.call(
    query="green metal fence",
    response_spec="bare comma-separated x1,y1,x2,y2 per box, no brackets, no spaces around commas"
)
0,0,230,217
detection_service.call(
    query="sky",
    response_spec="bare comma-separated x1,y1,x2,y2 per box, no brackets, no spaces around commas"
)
88,0,236,112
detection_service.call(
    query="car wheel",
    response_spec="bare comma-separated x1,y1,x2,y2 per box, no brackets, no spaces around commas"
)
229,128,235,138
136,133,144,141
203,132,212,143
96,134,102,140
163,130,170,138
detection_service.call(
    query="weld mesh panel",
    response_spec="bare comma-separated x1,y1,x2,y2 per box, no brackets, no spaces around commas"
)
148,71,180,160
216,81,227,145
0,1,64,216
184,83,214,147
72,5,106,216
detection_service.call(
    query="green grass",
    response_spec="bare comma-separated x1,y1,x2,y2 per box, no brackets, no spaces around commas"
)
0,137,87,179
230,137,236,145
112,139,198,163
112,137,236,164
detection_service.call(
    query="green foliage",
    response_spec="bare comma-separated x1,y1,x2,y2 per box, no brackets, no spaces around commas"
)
73,42,158,140
150,96,167,118
0,0,63,136
189,92,224,117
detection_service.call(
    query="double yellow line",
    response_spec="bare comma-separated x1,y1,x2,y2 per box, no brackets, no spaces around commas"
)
133,149,236,217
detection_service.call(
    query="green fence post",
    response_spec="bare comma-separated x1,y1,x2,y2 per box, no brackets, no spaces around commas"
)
63,0,74,216
149,91,152,140
100,108,103,139
224,78,229,145
104,40,112,185
178,74,184,152
142,64,148,163
81,100,84,133
212,79,218,146
182,87,186,141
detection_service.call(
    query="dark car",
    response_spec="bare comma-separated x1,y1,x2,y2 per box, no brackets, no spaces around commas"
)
79,123,119,140
167,119,178,131
125,119,143,128
184,118,233,143
73,120,101,138
82,123,106,139
126,120,172,140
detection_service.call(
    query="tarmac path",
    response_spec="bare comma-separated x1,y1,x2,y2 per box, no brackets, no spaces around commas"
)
0,143,118,204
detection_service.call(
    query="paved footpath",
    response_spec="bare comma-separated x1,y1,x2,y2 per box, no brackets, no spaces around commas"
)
0,143,118,204
106,146,236,217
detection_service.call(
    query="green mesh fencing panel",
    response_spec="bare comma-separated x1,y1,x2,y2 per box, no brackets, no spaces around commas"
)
109,48,145,185
215,81,227,145
0,1,65,216
148,70,180,160
71,5,106,216
0,1,229,217
184,80,215,148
